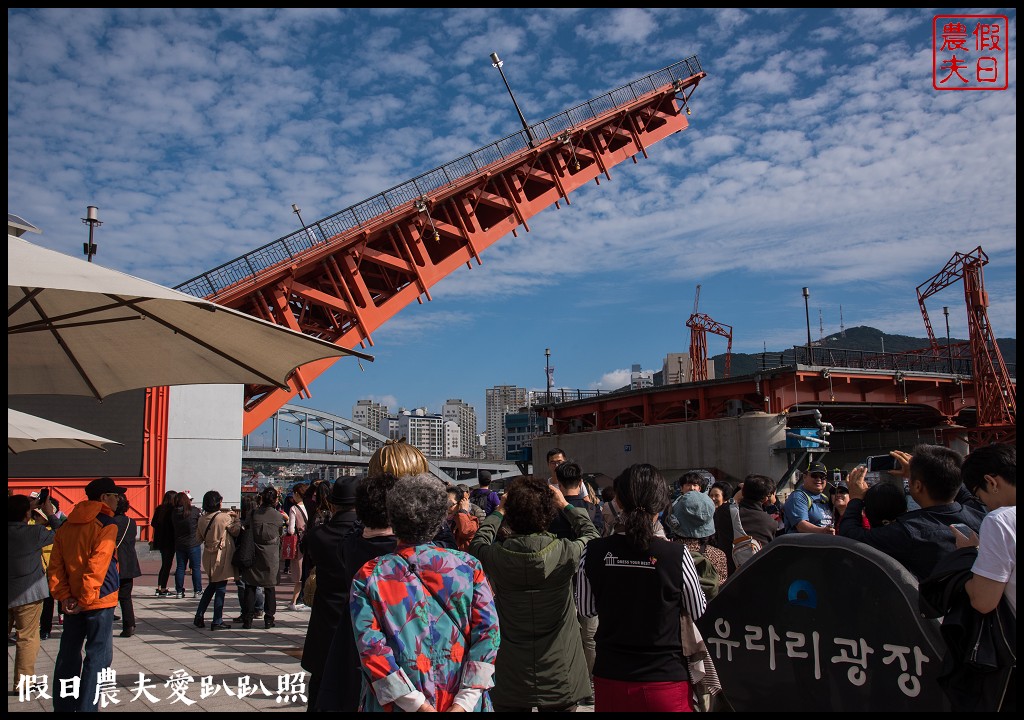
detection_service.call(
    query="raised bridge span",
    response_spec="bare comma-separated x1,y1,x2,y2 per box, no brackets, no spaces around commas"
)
174,56,707,435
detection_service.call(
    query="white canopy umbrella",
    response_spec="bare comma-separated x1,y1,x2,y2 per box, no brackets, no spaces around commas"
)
8,407,122,454
8,234,372,399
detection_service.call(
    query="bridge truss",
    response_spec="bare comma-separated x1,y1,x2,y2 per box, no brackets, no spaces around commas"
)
176,57,707,435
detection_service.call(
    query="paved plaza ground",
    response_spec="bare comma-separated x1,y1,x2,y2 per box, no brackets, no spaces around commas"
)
9,547,311,712
9,545,595,713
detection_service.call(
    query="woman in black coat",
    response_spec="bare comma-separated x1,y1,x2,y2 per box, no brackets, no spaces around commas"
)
240,487,284,629
172,492,203,598
113,494,143,637
150,490,177,597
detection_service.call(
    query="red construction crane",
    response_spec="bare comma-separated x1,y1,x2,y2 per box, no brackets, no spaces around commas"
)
916,246,1015,444
686,285,732,382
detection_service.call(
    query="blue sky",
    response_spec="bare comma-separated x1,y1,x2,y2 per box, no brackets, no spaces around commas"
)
8,8,1016,436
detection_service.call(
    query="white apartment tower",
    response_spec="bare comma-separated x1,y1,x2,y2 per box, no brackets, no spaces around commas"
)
442,398,477,459
485,385,528,460
397,408,445,458
352,399,389,452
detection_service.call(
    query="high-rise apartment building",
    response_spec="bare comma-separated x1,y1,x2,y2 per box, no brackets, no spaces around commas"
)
352,399,389,452
485,385,528,460
396,408,446,458
442,398,477,458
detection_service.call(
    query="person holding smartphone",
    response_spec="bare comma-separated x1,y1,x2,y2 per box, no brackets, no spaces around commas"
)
839,445,985,581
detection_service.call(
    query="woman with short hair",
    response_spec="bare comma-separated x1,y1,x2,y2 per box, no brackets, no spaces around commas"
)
193,490,241,630
469,474,598,712
350,473,500,712
576,463,707,712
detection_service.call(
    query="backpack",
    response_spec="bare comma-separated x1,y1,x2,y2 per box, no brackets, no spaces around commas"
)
232,522,256,570
688,544,721,602
729,500,763,569
470,488,498,516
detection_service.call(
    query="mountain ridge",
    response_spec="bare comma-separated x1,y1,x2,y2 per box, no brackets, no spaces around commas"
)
712,325,1016,378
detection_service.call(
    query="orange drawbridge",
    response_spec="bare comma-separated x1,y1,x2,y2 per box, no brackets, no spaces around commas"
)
175,56,707,435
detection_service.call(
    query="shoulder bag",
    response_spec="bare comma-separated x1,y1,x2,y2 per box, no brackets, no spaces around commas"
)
399,555,469,644
729,501,762,569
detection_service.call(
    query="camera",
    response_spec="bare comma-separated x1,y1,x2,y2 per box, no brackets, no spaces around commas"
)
38,487,50,503
866,455,897,473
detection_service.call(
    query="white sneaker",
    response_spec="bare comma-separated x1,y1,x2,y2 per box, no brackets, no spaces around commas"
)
288,603,309,612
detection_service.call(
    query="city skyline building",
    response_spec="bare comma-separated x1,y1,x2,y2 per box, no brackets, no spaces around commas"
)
485,385,528,460
352,398,389,453
396,407,446,459
442,398,478,458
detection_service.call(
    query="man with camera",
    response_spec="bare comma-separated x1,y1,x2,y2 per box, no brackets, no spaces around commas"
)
838,445,985,581
9,490,64,693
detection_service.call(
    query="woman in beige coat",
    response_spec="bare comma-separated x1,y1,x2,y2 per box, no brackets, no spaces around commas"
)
193,490,241,630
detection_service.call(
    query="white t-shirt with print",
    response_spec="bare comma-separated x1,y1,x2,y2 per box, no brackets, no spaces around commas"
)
972,505,1016,617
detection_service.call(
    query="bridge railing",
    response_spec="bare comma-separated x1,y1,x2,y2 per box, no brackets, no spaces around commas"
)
764,346,1015,378
174,55,704,299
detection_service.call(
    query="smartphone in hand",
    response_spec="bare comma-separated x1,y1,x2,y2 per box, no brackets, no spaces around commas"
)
866,455,897,473
950,523,973,537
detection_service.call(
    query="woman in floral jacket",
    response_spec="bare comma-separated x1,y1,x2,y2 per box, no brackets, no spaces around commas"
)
350,473,500,712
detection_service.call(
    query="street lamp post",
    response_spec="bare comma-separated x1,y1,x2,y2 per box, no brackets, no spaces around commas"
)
545,347,552,401
82,206,102,262
802,287,812,364
490,52,535,147
943,306,953,374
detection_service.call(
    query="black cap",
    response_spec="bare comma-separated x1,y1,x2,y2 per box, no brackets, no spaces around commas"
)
85,477,127,500
806,461,828,476
831,484,850,496
478,470,492,484
329,476,360,505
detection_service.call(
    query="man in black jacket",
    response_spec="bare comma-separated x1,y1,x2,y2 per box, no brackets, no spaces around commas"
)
300,476,360,711
839,444,985,581
713,474,778,575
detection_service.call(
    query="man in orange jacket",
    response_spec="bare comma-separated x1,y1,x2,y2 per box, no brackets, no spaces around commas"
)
47,477,122,712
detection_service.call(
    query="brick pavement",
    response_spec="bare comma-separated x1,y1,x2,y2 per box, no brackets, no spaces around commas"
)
9,546,310,713
9,544,594,712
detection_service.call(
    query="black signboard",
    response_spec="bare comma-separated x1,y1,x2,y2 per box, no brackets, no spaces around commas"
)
696,534,950,712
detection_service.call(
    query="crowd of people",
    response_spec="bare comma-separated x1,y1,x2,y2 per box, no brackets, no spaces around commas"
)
7,439,1015,712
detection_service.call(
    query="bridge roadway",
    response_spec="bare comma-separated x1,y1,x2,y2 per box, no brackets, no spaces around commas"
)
242,446,521,485
242,404,521,484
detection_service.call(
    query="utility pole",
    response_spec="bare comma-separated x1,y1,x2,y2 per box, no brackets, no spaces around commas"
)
802,287,812,364
943,306,953,374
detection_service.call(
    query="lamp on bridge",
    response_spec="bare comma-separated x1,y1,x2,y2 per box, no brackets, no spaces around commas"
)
943,306,953,374
802,287,812,365
490,52,535,148
82,205,101,262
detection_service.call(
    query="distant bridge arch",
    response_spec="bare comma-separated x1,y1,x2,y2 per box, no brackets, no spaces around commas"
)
244,403,519,484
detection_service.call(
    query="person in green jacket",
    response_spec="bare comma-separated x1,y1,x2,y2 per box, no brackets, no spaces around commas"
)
469,474,599,711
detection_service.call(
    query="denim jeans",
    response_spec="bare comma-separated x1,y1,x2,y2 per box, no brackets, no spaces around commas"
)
196,580,228,625
174,545,203,594
236,579,264,612
53,607,114,712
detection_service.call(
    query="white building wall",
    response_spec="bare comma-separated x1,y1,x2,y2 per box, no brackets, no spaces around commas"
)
166,384,244,508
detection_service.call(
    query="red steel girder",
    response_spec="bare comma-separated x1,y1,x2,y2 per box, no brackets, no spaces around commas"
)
201,72,704,434
540,368,981,435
